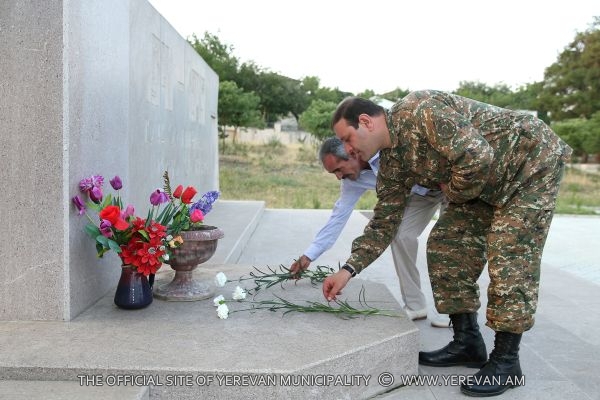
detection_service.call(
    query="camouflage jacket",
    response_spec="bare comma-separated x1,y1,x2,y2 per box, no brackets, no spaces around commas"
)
347,90,572,273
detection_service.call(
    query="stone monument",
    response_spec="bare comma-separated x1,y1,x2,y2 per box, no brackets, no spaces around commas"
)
0,0,219,321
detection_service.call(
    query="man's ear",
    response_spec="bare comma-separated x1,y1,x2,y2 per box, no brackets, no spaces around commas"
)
358,114,373,130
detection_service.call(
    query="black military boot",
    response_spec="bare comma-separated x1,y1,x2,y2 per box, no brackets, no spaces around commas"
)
419,313,487,368
461,331,523,397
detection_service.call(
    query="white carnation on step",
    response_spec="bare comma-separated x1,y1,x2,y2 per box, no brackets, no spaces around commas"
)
216,303,229,319
213,295,225,307
214,272,227,287
232,286,246,300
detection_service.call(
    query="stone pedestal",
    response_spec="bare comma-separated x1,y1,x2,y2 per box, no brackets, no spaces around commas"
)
0,0,219,321
0,264,418,400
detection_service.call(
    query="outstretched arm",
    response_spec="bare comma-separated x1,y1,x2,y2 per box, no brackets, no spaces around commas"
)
290,179,368,275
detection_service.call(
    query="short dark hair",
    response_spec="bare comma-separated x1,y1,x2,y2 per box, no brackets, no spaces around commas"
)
331,97,385,129
319,137,349,163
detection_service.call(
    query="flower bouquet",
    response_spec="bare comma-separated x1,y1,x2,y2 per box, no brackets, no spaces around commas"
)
72,174,177,309
149,171,224,301
149,171,220,236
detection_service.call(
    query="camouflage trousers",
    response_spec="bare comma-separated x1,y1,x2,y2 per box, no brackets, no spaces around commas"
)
426,161,566,334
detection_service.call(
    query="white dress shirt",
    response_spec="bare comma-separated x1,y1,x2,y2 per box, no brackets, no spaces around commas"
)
304,153,380,261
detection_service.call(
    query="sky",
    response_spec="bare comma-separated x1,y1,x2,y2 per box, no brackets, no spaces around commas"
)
147,0,599,95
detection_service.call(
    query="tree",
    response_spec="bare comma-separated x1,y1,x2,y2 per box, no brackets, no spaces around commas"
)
191,33,313,126
253,72,310,123
550,112,600,163
454,81,515,108
381,87,410,102
540,17,600,121
218,81,263,145
511,82,549,122
357,89,376,99
312,86,351,104
298,99,337,142
189,33,239,82
584,111,600,161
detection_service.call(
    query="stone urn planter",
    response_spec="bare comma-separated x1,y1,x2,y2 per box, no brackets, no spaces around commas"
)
153,225,224,301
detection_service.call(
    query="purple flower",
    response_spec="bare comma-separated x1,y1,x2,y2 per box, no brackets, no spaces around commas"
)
79,177,93,192
79,175,104,192
109,175,122,190
72,195,86,215
190,190,220,215
91,175,104,188
149,189,169,206
121,204,135,219
99,219,113,238
89,187,103,204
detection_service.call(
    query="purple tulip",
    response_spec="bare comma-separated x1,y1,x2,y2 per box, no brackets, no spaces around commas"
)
121,204,135,219
99,219,113,238
72,195,86,216
109,175,123,190
149,189,169,206
89,187,103,203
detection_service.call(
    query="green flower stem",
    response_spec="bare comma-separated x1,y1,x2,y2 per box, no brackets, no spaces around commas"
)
231,264,335,294
226,287,401,319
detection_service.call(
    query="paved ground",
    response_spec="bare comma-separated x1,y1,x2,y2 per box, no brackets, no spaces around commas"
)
2,203,597,399
235,208,600,400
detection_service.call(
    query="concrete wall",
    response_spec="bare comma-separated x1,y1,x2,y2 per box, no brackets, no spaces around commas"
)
0,0,219,321
128,0,219,209
0,0,65,321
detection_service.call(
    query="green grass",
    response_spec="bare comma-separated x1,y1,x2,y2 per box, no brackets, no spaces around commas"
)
555,167,600,215
219,142,342,209
219,142,600,215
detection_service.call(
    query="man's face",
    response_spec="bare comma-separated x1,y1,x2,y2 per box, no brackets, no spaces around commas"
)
332,117,377,162
322,153,362,181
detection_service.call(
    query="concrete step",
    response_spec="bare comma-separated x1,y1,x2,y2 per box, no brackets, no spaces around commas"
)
0,264,417,400
0,380,148,400
202,199,265,264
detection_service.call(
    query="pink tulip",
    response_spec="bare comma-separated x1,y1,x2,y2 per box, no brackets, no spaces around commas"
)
121,204,135,219
190,209,204,223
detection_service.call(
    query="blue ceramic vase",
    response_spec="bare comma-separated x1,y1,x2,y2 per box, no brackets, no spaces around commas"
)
114,266,153,309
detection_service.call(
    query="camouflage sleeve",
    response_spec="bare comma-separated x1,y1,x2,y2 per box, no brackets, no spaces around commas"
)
346,157,410,273
415,98,494,203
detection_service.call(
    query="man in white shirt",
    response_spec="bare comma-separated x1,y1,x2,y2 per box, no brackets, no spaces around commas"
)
290,137,448,327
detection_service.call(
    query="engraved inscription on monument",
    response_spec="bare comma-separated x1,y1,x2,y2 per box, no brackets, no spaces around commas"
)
149,34,173,111
189,68,205,124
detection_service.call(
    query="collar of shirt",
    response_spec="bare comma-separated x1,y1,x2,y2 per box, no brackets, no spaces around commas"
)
367,152,380,176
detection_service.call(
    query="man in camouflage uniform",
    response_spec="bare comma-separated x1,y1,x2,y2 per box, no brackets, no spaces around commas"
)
324,90,572,397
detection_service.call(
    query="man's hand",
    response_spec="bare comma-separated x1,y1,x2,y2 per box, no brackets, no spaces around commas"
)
439,183,448,194
290,255,311,277
322,269,352,301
